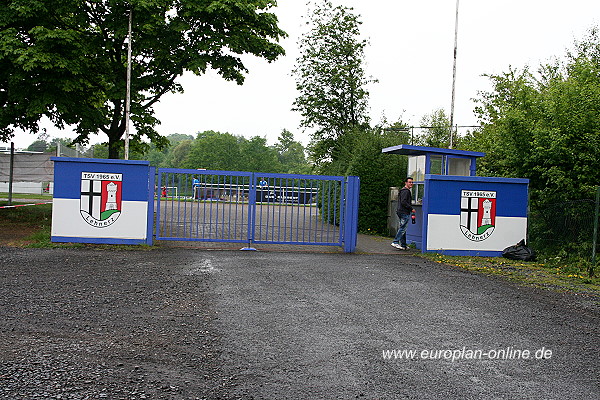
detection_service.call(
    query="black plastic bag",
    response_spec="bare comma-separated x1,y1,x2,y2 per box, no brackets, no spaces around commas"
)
502,239,536,261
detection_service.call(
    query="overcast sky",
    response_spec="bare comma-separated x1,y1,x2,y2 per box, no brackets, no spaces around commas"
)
5,0,599,150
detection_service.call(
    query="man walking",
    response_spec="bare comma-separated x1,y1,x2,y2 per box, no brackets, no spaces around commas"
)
391,177,415,250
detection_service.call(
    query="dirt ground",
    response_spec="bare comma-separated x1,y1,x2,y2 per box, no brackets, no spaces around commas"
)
0,199,52,246
0,221,38,246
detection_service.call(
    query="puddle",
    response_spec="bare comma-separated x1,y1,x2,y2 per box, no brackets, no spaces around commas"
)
184,259,219,275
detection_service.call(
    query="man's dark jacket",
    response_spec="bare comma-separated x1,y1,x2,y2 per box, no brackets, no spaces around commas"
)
397,187,413,215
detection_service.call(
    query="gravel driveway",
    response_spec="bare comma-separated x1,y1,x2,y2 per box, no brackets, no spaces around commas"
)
1,247,598,399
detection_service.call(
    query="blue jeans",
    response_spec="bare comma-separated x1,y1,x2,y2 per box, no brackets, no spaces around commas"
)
393,212,410,247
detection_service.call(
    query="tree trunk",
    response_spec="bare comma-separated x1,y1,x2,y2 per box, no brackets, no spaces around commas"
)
105,100,126,159
107,126,124,159
108,139,121,159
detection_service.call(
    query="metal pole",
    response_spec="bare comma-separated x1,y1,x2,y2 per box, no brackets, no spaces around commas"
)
449,0,460,149
591,186,599,273
124,8,132,160
8,142,14,205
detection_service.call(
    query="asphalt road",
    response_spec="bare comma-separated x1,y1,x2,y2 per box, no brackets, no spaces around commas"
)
1,247,598,399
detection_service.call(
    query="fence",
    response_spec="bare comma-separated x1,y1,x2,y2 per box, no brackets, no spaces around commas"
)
55,142,93,158
0,152,54,196
528,191,599,275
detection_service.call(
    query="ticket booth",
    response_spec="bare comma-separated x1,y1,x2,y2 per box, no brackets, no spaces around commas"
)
382,145,529,256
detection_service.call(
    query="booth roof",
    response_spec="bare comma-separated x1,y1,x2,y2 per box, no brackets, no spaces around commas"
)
381,144,485,158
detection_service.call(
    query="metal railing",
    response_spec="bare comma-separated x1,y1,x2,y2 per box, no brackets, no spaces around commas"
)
528,189,600,276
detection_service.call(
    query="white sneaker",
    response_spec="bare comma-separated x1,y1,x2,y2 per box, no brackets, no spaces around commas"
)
391,243,402,249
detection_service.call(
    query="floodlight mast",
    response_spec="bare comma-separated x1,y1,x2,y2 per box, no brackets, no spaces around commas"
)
124,8,132,160
449,0,459,149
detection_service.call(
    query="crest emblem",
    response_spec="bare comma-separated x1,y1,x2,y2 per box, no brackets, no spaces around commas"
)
460,190,496,241
80,172,123,227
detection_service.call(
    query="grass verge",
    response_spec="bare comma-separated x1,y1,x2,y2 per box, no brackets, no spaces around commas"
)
0,193,53,200
420,252,600,299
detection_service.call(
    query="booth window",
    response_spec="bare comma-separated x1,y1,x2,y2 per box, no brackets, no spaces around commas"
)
408,156,425,181
412,183,424,205
448,157,471,176
407,156,425,205
430,155,445,175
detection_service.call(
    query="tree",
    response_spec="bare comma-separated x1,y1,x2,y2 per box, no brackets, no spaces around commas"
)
416,109,458,148
292,0,374,165
0,0,286,158
145,133,194,167
183,131,242,170
274,129,310,174
239,136,281,172
165,133,194,147
183,131,286,172
88,143,110,159
26,140,48,153
273,129,295,154
163,139,193,168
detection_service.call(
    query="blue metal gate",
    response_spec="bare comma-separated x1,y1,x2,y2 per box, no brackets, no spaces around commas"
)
155,169,359,252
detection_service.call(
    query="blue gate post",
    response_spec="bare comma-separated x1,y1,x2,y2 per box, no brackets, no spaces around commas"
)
242,172,258,250
146,166,156,245
343,176,360,253
154,169,162,241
